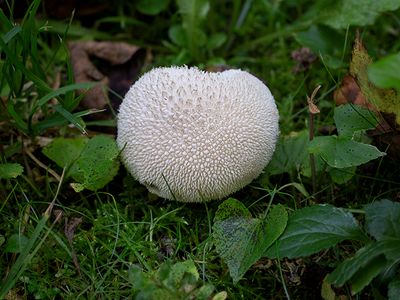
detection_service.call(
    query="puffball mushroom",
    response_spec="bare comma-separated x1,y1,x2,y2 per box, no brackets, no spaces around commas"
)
117,66,279,202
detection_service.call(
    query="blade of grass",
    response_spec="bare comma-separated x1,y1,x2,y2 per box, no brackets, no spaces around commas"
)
33,108,104,133
54,104,87,134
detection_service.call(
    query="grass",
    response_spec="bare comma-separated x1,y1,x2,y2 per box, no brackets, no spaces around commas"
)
1,0,400,299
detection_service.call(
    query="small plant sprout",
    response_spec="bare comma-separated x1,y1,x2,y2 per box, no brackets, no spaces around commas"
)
117,66,279,202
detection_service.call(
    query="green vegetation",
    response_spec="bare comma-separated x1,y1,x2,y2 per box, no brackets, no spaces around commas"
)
1,0,400,299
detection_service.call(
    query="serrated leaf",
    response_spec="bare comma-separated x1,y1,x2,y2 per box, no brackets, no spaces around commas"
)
69,135,120,191
213,199,287,283
389,276,400,300
265,205,367,259
368,52,400,90
334,104,379,138
327,242,388,289
309,136,385,168
42,137,88,169
364,199,400,240
323,0,400,29
0,163,23,179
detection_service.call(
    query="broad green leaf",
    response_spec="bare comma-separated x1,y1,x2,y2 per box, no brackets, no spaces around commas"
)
364,199,400,240
350,255,388,295
42,137,88,169
265,131,309,176
207,33,227,50
0,163,23,179
296,25,343,56
389,276,400,300
166,260,198,287
379,239,400,261
309,136,385,168
136,0,170,15
323,0,400,29
328,166,356,184
368,52,400,89
334,104,378,138
265,205,367,259
4,234,29,253
213,199,287,283
168,25,187,47
327,242,387,287
69,135,120,191
195,284,215,300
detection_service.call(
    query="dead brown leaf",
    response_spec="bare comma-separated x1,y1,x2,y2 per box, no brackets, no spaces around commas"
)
69,41,146,110
307,85,321,114
334,35,400,160
333,75,373,109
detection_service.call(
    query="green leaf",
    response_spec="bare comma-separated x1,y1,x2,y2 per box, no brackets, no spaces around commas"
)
379,239,400,261
334,104,379,138
350,255,388,295
368,52,400,89
389,276,400,300
42,137,88,169
168,25,187,47
166,260,199,288
265,131,309,176
309,136,385,168
265,205,367,259
296,25,343,56
136,0,170,15
69,135,120,191
328,166,356,184
4,234,29,253
323,0,400,29
207,33,227,50
364,199,400,240
195,284,215,300
213,199,287,283
327,243,386,286
0,163,23,179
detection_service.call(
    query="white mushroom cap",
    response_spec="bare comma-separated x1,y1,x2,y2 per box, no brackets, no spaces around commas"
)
117,66,279,202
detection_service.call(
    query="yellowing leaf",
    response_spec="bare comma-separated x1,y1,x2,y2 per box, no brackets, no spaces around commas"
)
350,37,400,124
213,199,287,283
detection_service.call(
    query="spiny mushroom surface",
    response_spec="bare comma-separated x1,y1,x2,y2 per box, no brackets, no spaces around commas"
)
117,66,279,202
